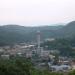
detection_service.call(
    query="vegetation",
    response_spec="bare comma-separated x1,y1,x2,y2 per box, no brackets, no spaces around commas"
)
0,21,75,46
0,58,75,75
0,25,63,46
41,38,75,57
0,58,33,75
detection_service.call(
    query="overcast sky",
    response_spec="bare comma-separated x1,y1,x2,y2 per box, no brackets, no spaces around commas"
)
0,0,75,26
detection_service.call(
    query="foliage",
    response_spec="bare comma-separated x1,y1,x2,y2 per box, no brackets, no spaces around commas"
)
0,58,75,75
0,25,63,46
68,70,75,75
0,58,33,75
41,38,75,57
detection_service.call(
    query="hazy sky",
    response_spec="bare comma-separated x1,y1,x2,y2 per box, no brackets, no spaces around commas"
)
0,0,75,26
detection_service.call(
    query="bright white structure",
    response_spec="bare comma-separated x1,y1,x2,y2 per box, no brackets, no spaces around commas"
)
1,55,10,59
49,65,71,72
37,31,41,55
37,31,40,49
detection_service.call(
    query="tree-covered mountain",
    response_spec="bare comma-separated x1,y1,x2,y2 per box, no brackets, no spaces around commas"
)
0,25,63,46
0,21,75,46
57,21,75,38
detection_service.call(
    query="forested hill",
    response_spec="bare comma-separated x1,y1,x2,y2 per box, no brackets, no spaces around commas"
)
0,25,63,46
0,21,75,46
57,21,75,38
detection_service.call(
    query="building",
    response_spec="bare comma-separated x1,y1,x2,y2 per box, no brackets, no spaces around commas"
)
49,65,71,72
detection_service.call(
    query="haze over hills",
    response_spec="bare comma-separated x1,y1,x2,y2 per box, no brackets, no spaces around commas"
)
0,21,75,46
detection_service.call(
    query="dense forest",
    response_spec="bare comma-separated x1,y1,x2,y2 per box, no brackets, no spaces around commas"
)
41,38,75,57
0,25,63,46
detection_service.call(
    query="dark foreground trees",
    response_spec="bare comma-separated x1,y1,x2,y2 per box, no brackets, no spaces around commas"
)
0,58,33,75
0,58,74,75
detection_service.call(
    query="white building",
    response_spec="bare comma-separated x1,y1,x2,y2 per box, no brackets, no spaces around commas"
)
1,55,10,59
49,65,71,72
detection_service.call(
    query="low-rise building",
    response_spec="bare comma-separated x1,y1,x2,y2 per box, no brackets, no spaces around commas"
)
49,65,71,72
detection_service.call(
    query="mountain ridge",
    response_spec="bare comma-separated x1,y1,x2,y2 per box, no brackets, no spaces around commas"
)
0,21,75,46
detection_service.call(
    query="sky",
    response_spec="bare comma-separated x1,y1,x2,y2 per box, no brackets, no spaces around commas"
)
0,0,75,26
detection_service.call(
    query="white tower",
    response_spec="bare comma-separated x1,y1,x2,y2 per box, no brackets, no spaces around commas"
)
37,31,41,55
37,31,40,49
